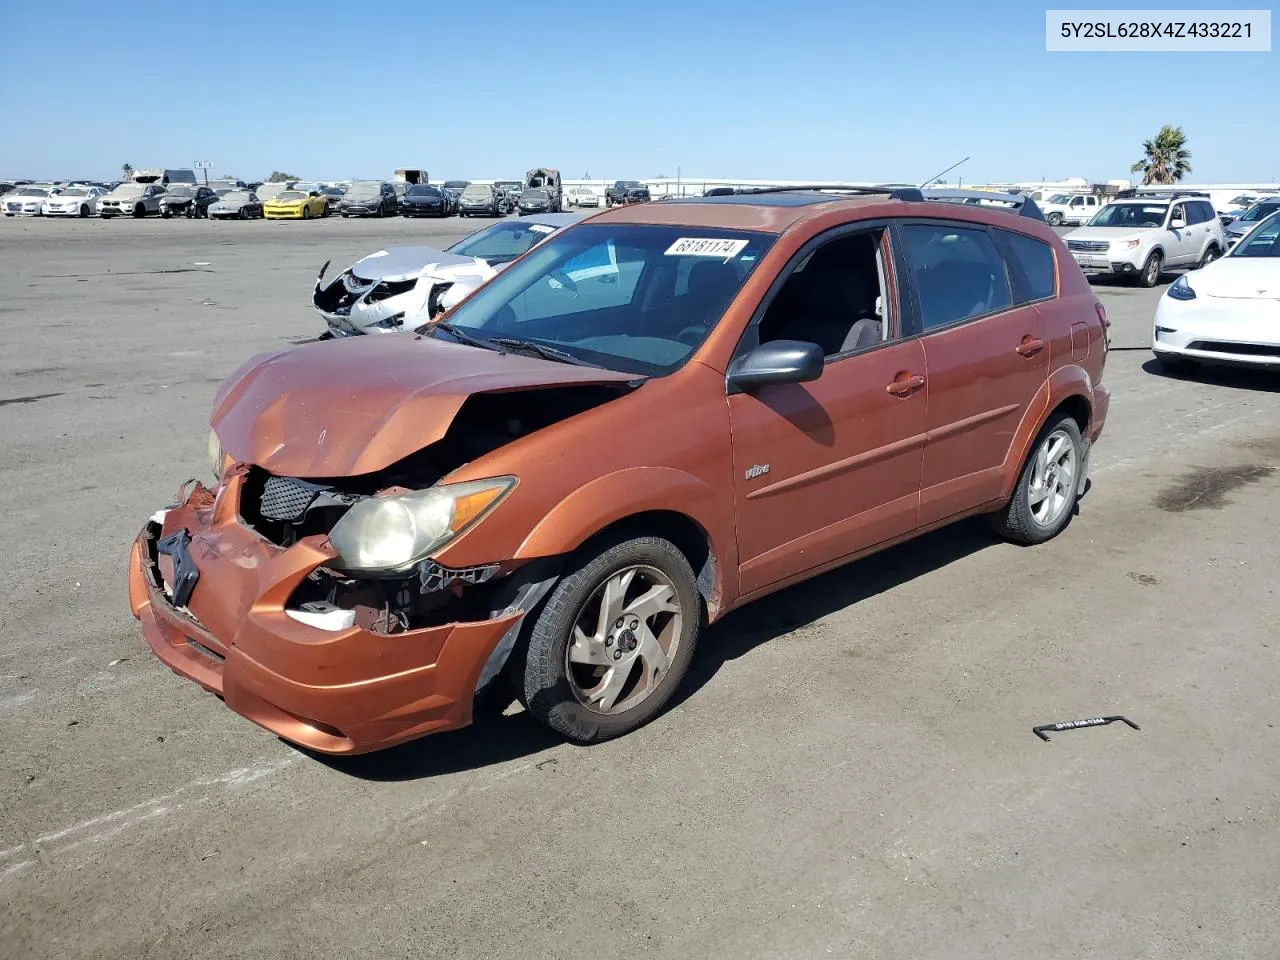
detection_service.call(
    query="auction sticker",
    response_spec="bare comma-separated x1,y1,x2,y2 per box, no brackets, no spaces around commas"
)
664,237,749,258
528,224,555,234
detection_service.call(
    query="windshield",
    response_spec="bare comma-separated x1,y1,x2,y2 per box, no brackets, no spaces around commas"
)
110,185,145,198
447,221,562,261
462,184,491,197
1088,203,1167,228
221,191,252,202
443,181,468,189
1229,212,1280,258
408,185,441,197
1230,194,1256,205
1239,200,1280,223
59,187,90,197
1047,194,1070,204
276,191,306,201
346,181,381,199
15,187,49,197
323,187,344,196
433,223,776,376
165,186,195,198
523,189,547,200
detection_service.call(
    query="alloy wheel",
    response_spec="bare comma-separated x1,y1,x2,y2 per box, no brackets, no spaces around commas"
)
1027,428,1078,528
565,565,684,715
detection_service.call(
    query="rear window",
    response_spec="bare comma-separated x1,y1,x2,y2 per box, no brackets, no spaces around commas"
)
901,224,1012,331
998,230,1056,303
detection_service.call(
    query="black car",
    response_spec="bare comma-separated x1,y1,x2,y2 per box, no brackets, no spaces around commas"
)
517,188,550,215
622,185,651,205
457,183,506,217
606,179,643,207
399,184,449,218
320,186,345,215
338,181,399,217
160,185,220,219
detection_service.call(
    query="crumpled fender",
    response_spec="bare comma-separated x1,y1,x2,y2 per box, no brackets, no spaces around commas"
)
999,363,1095,502
514,466,731,615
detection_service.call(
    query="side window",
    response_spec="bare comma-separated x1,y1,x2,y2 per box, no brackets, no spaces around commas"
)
1194,201,1215,224
1070,197,1082,208
901,223,1012,331
997,229,1056,304
1169,203,1185,226
756,228,891,358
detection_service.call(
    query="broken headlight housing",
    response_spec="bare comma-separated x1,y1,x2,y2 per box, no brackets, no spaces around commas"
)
207,428,224,482
328,477,516,574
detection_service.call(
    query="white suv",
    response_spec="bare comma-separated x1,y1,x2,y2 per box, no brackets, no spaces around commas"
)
1064,195,1224,287
1040,192,1106,226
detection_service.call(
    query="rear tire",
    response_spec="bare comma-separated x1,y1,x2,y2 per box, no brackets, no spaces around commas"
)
1137,251,1163,288
1199,245,1220,268
987,413,1084,545
521,535,701,744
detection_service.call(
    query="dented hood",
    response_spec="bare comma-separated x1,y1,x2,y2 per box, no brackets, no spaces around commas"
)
211,335,636,478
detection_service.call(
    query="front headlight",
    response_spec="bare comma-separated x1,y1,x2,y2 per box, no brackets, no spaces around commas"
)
328,476,516,573
207,428,224,481
1166,275,1196,301
1115,239,1141,250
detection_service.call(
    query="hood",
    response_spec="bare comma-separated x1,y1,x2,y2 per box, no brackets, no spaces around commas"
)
1186,258,1280,300
1065,226,1146,243
343,195,379,204
210,334,636,477
349,246,475,281
266,196,303,206
162,195,193,204
212,199,245,209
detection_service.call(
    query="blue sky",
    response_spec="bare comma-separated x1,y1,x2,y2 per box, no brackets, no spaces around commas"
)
2,0,1276,184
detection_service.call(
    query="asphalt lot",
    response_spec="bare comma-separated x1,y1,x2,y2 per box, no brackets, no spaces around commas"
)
2,214,1279,960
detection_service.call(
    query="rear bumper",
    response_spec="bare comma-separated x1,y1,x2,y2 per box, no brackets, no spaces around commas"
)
1089,382,1110,442
128,480,521,754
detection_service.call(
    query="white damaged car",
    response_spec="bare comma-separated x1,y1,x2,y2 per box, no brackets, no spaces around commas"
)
313,212,584,337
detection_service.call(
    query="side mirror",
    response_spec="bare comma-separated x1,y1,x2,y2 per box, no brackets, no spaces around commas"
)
1171,218,1186,229
727,340,824,392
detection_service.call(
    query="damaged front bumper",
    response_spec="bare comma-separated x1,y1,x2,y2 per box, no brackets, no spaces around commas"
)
128,474,547,754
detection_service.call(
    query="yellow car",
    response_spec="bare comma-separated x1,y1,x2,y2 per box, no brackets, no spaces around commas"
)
262,190,328,220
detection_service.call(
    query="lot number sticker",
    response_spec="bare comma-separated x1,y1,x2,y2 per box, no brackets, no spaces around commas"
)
665,237,749,259
528,224,555,234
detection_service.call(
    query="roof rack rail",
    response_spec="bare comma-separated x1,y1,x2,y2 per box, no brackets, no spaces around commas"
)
735,184,926,201
1115,188,1210,200
919,187,1046,222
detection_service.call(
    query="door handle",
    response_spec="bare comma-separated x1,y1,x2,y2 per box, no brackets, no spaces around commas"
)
1016,336,1046,358
885,374,925,396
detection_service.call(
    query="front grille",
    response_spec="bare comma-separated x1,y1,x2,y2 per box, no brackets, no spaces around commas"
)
1187,340,1280,358
1067,240,1110,253
240,468,362,547
366,278,418,303
260,475,328,521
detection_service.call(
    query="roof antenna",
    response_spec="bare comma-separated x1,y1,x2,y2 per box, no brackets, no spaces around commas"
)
920,156,970,188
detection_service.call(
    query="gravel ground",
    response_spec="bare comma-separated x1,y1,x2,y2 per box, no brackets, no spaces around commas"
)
1,215,1278,960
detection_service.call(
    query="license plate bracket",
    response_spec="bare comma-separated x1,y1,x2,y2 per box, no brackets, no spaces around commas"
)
156,529,200,608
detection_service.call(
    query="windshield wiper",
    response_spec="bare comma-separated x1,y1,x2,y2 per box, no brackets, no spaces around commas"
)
487,337,598,367
429,321,506,353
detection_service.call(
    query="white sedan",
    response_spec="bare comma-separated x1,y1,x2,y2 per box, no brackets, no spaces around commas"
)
1152,209,1280,372
4,185,57,216
42,185,107,217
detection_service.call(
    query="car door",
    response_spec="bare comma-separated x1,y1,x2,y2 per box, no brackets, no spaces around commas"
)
897,219,1050,527
727,223,927,596
1165,202,1195,265
1067,196,1085,223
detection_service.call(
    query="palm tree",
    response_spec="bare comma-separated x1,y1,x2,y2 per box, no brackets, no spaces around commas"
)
121,163,133,181
1130,126,1192,184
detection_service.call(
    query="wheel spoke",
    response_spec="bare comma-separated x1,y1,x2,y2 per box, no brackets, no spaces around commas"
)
1028,483,1050,506
568,624,610,665
584,662,635,711
594,569,635,639
635,623,670,678
1046,435,1068,465
623,583,678,623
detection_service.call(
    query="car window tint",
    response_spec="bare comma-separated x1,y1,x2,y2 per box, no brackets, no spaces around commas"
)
998,230,1056,303
901,224,1012,330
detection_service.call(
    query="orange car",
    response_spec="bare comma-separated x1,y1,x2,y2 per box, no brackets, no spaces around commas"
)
130,187,1110,754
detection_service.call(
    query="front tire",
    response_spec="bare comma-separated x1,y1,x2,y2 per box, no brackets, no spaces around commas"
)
79,205,90,218
987,413,1084,545
303,206,312,220
1138,251,1163,288
521,535,701,744
1047,211,1064,226
133,204,145,219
